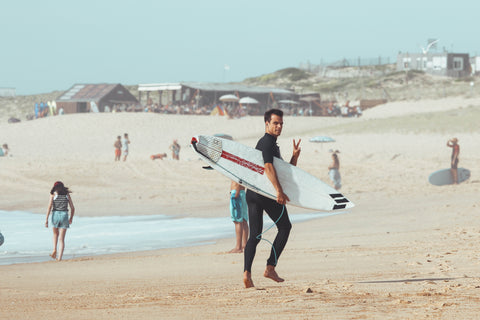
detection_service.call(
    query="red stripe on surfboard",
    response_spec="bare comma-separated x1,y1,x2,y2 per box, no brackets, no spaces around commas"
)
221,150,264,174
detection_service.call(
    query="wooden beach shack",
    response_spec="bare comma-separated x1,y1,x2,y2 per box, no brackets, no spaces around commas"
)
137,82,295,112
56,83,139,114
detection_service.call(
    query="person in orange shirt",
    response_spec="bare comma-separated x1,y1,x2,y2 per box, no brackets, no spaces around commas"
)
114,136,122,161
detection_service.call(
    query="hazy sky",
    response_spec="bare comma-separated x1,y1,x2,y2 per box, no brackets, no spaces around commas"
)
1,0,478,94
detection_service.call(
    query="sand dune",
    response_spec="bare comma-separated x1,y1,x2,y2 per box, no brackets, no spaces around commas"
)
1,97,479,319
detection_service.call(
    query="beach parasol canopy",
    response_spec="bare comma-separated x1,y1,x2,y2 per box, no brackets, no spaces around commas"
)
309,136,335,143
219,94,239,102
299,96,320,102
278,100,299,105
239,96,259,104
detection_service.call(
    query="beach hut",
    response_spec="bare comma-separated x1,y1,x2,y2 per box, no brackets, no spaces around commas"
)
137,82,295,110
56,83,139,114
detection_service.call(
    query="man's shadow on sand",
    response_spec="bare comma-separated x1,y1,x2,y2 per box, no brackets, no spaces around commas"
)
358,277,463,284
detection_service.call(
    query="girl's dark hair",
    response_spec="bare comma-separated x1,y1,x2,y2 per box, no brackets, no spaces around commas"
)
264,109,283,123
50,181,71,195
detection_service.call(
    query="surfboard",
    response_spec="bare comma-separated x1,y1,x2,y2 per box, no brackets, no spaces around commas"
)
428,168,471,186
191,135,354,211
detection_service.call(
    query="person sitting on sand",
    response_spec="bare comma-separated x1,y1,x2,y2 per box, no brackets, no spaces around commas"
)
0,143,9,157
45,181,75,261
229,181,248,253
447,138,460,184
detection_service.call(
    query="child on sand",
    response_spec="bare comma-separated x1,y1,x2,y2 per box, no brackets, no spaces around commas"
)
0,143,9,156
328,150,342,190
121,133,130,161
114,136,122,161
45,181,75,261
169,139,181,160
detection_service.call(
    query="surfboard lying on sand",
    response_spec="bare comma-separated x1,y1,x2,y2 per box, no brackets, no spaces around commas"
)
191,135,354,211
428,168,471,186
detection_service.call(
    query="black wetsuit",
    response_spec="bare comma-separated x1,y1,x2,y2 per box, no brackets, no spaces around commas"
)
244,133,292,272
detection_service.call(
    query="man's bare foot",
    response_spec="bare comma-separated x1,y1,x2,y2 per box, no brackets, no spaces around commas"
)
49,251,56,259
229,248,243,253
264,265,284,283
243,271,254,288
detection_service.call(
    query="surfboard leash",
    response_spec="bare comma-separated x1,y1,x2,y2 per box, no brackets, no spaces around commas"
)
256,204,285,266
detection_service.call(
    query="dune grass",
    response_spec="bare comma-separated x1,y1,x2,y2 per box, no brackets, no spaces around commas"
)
312,105,480,135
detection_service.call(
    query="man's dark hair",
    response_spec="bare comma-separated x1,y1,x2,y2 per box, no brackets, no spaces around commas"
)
264,109,283,123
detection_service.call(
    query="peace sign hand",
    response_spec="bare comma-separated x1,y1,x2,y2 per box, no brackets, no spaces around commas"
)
290,139,301,165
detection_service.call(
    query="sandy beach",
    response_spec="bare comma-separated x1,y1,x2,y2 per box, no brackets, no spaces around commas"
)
1,97,480,319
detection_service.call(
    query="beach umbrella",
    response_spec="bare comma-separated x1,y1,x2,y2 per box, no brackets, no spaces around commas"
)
239,97,259,104
309,135,335,149
299,96,319,102
219,94,239,102
278,100,299,105
309,136,335,143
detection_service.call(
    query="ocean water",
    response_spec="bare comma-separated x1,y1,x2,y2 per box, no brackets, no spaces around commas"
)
0,210,344,265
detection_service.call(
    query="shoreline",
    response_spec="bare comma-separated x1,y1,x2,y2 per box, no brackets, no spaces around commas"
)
0,209,339,266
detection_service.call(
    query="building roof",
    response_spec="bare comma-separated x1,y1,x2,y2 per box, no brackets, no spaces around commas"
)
57,83,136,102
138,82,293,95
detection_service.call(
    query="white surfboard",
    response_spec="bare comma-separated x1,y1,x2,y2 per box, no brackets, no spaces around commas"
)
428,168,470,186
191,135,354,211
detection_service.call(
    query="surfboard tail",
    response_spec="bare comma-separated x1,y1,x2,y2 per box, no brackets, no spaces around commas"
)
329,193,355,210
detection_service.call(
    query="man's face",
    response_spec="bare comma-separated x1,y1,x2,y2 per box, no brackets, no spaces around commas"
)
265,114,283,137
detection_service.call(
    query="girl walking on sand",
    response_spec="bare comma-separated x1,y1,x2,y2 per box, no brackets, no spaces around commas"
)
45,181,75,261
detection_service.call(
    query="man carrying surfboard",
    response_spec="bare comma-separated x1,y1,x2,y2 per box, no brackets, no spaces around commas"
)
243,109,301,288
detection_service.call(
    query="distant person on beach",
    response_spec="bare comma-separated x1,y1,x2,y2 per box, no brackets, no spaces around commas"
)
243,108,301,288
328,150,342,190
45,181,75,261
121,133,130,161
114,136,122,161
0,143,9,157
229,181,248,253
169,140,181,160
447,138,460,184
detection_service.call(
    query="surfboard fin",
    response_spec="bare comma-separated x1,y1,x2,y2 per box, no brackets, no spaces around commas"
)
202,166,214,170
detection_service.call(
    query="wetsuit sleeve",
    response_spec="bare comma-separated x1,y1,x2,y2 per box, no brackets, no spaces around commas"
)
262,143,275,164
256,136,275,164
